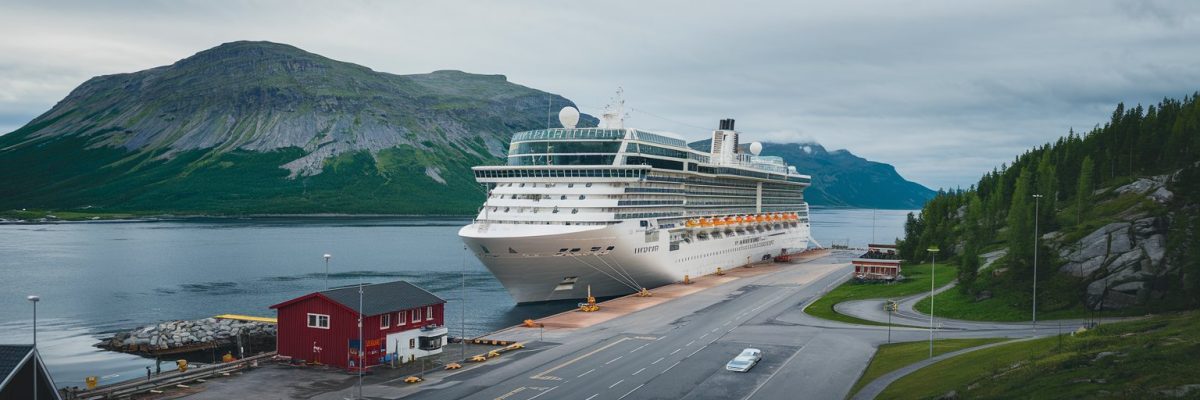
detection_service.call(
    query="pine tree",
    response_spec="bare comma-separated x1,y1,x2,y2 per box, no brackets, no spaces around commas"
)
1006,165,1035,277
1076,156,1095,224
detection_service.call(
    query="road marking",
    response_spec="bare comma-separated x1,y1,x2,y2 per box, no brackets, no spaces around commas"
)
495,386,527,400
632,367,646,375
723,320,732,326
577,369,595,378
633,336,658,340
651,357,664,364
605,356,623,365
618,383,645,400
743,346,805,400
530,337,631,380
670,348,681,355
662,360,681,374
526,386,557,400
700,333,709,339
688,346,705,357
631,344,648,353
711,328,719,332
609,379,624,389
686,340,696,346
585,394,599,400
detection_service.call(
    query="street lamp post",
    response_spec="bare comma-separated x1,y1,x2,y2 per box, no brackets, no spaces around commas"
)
1032,194,1043,333
323,254,332,290
927,247,939,359
28,295,40,400
357,283,363,399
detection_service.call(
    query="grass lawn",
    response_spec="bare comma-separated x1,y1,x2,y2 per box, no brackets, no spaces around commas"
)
804,262,956,326
912,278,1151,322
848,338,1006,398
877,310,1200,399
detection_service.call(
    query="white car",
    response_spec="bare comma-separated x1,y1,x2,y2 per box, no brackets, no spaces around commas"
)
725,348,763,372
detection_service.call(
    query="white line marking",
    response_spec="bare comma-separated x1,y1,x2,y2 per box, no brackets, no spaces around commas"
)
662,360,681,374
651,357,664,365
609,379,624,389
670,348,681,355
688,346,705,357
723,320,732,326
700,333,709,339
578,369,595,378
630,344,648,353
686,340,696,346
618,384,645,400
585,394,599,400
632,367,646,375
527,386,557,400
655,336,666,341
711,328,719,332
605,356,623,365
743,347,805,400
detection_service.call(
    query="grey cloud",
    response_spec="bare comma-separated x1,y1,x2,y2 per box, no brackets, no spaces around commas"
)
1,0,1198,190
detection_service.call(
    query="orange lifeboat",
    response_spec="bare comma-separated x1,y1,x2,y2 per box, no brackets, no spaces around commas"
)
714,217,728,227
700,218,714,228
756,214,767,223
787,213,798,221
686,219,700,229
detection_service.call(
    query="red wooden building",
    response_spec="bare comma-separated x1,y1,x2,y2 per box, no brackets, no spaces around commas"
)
270,280,447,369
852,244,903,281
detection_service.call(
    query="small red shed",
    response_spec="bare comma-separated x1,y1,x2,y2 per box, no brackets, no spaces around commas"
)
270,280,448,369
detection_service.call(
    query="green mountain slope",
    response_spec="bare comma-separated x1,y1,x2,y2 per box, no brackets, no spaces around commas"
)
0,41,596,214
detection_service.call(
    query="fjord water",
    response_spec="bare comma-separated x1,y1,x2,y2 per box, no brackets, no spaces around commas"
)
0,208,909,386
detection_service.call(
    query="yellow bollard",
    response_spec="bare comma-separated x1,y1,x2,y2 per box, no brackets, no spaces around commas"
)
683,274,691,285
445,363,462,370
85,376,98,390
715,267,725,276
404,376,423,384
176,360,188,372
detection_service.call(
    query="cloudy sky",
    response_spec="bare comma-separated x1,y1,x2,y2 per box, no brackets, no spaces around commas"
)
2,0,1198,189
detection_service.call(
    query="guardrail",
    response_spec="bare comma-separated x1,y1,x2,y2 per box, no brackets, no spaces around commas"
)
67,352,276,400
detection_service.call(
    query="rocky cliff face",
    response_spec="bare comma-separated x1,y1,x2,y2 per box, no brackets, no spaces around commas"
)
1057,175,1176,310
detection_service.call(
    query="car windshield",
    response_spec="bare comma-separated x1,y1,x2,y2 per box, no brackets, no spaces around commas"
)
728,360,750,366
740,350,758,357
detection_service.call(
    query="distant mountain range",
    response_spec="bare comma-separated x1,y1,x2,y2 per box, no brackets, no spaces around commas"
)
0,41,932,215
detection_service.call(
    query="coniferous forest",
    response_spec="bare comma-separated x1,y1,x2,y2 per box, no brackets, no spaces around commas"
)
898,93,1200,314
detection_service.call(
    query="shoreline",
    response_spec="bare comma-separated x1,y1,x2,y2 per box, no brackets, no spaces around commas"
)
0,212,478,224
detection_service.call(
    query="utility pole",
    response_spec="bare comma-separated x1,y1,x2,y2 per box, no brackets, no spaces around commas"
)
28,295,39,400
927,247,939,359
323,253,332,290
1032,194,1043,333
357,283,363,399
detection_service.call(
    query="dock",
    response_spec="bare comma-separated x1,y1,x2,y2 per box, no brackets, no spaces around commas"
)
475,248,830,343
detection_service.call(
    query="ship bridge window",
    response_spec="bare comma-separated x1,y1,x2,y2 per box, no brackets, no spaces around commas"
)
561,195,567,200
579,195,586,200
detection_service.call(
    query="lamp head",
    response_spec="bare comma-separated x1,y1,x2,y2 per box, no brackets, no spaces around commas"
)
27,295,40,303
1032,194,1043,198
926,247,940,253
323,254,332,260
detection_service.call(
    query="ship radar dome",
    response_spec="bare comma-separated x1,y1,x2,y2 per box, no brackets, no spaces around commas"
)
749,141,763,156
559,106,580,129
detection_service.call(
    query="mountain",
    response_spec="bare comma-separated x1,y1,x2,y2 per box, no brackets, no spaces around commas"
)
0,40,928,216
687,139,935,209
0,41,596,215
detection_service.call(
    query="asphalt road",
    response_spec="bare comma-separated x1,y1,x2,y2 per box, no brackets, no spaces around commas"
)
304,251,1083,400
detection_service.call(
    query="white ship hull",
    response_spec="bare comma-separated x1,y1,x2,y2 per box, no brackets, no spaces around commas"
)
459,220,810,303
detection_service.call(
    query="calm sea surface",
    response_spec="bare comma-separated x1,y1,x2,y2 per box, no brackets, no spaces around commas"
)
0,208,910,386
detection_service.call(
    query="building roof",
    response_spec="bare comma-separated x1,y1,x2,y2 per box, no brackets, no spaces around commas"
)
0,345,34,388
271,280,445,316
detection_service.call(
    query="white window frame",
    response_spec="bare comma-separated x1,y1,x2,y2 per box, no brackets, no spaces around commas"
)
380,313,391,329
397,310,406,326
307,313,330,329
413,308,423,322
426,306,433,321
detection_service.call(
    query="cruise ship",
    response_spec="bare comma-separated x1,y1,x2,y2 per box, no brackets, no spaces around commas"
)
458,99,812,303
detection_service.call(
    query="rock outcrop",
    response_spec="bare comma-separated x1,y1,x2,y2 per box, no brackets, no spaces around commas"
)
98,317,276,355
1058,176,1174,310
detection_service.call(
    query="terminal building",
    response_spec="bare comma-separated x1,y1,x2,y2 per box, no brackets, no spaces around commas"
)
852,244,903,281
270,281,448,370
